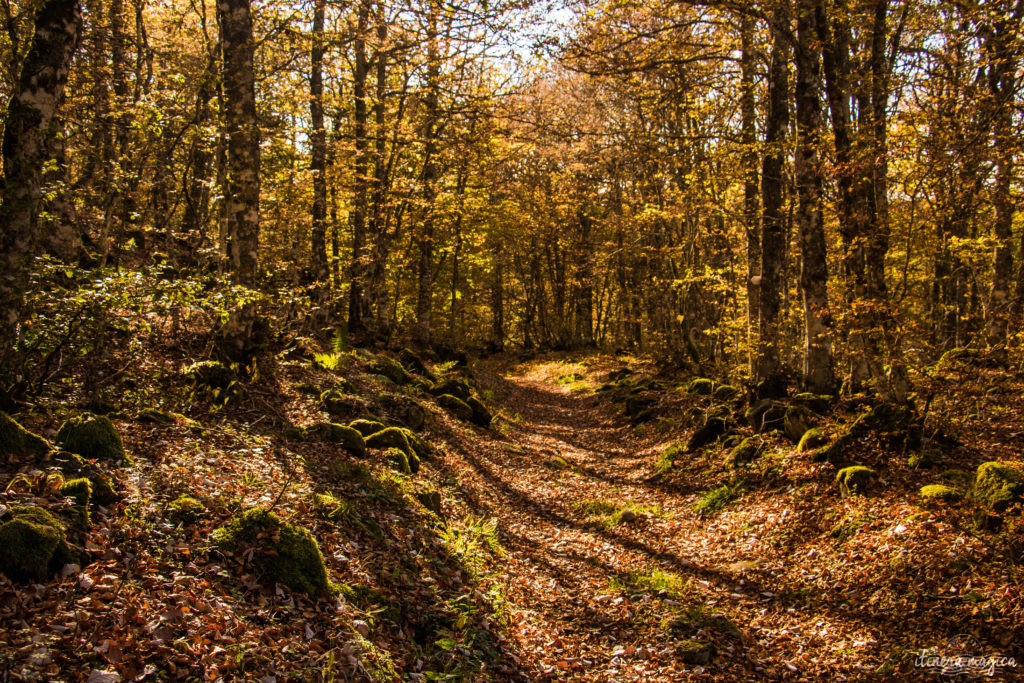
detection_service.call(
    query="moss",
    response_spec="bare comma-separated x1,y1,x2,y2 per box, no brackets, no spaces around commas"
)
797,427,828,453
437,394,474,422
54,452,117,504
792,393,834,414
368,356,411,385
211,508,333,597
60,478,92,508
0,506,70,582
836,466,875,495
383,447,411,474
971,461,1024,514
464,396,492,428
312,492,345,519
403,430,433,462
685,417,728,452
56,414,128,464
920,484,962,503
783,405,816,443
349,419,387,437
380,394,427,431
138,407,176,424
183,360,235,389
810,431,853,464
398,348,432,378
304,422,366,457
685,378,716,395
430,378,473,402
293,382,321,396
713,384,741,401
0,412,51,456
318,390,370,421
363,427,419,472
167,495,206,524
724,437,760,468
693,484,737,516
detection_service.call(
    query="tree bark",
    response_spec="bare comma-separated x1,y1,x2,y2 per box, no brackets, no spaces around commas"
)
217,0,260,285
309,0,329,284
414,0,440,346
740,14,760,378
348,0,371,334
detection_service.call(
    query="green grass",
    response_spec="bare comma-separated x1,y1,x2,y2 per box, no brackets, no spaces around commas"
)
573,498,660,528
692,482,740,516
654,443,685,475
609,568,688,599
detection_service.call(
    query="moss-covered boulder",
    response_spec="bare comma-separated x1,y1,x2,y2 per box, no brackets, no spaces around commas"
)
53,452,118,505
745,399,785,433
686,378,716,396
403,430,434,463
676,640,714,665
849,402,921,449
970,461,1024,514
686,416,728,453
464,396,492,428
0,506,72,582
724,437,760,468
713,384,741,401
138,407,175,424
836,466,875,495
783,405,817,443
364,427,419,472
415,487,443,517
318,390,370,421
304,423,366,457
791,393,834,414
312,492,344,519
211,508,333,597
380,394,427,431
167,495,206,524
183,360,236,389
383,447,411,474
59,478,92,508
437,394,474,422
0,412,51,456
398,349,433,379
430,378,473,402
349,419,387,437
797,427,828,453
56,414,128,464
920,484,962,503
368,356,411,385
809,431,854,465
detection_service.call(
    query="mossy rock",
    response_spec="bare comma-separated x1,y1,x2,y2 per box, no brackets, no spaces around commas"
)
364,427,420,472
791,393,835,414
56,413,128,464
53,452,118,505
919,484,962,503
138,407,176,424
0,412,51,456
380,394,427,431
403,430,434,462
59,478,92,508
167,495,206,524
625,395,656,418
383,447,411,474
686,417,728,453
686,378,716,396
713,384,741,401
183,360,236,389
437,394,474,422
367,356,411,385
797,427,828,453
318,390,371,421
721,434,743,450
304,423,366,457
430,379,473,402
415,487,443,517
676,640,713,665
941,469,974,486
724,437,760,468
970,461,1024,514
349,419,387,437
745,399,785,433
783,405,817,443
398,348,433,379
908,449,942,469
464,396,492,428
211,508,333,597
836,466,875,495
312,492,344,519
809,432,853,465
849,403,921,448
0,506,73,582
293,382,321,396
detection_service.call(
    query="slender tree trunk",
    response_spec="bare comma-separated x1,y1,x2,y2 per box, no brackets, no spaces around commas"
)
309,0,329,284
368,0,390,323
0,0,83,341
577,208,595,346
491,249,504,351
740,14,760,378
795,0,835,393
755,2,791,398
217,0,260,284
349,0,371,334
415,0,440,345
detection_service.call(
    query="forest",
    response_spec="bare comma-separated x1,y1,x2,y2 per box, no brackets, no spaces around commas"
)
0,0,1023,678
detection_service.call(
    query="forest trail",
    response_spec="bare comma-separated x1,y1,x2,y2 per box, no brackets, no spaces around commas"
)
441,362,763,680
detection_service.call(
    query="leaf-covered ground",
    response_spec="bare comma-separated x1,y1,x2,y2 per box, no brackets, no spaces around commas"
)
2,345,1023,681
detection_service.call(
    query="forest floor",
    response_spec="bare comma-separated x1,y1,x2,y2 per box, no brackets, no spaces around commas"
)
2,339,1023,681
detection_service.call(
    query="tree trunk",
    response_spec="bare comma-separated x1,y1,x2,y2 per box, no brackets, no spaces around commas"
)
755,3,790,398
217,0,260,285
0,0,83,335
740,14,760,378
795,0,835,393
414,0,440,346
309,0,329,284
348,0,371,334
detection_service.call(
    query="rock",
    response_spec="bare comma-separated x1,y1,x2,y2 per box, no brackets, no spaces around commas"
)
0,412,50,456
430,378,473,402
464,396,492,428
318,390,370,421
676,640,713,665
809,432,853,465
304,423,366,457
919,484,961,503
836,466,875,495
403,430,434,462
686,417,728,452
56,413,129,464
59,477,92,508
364,427,420,472
685,378,716,395
0,506,72,582
783,405,817,442
618,509,638,523
415,488,443,516
348,419,386,437
380,394,427,431
383,447,411,474
745,399,785,432
713,384,741,401
970,461,1023,514
53,452,118,504
367,356,410,385
724,437,760,468
849,402,921,449
183,360,235,389
166,495,206,524
791,392,834,414
436,394,474,422
137,407,175,424
211,508,333,597
797,427,828,453
398,348,433,379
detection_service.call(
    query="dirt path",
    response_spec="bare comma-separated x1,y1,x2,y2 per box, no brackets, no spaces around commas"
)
439,365,766,680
